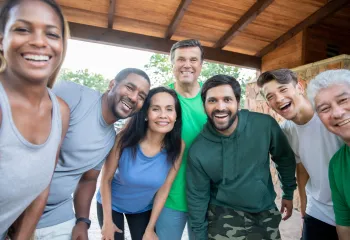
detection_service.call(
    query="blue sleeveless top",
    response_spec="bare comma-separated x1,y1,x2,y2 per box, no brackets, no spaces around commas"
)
97,145,172,214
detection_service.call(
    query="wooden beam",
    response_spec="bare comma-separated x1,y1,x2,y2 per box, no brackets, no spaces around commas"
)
107,0,116,28
256,0,349,57
214,0,274,49
165,0,192,39
68,22,261,69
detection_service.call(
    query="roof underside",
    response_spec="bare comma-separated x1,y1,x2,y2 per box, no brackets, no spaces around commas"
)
5,0,350,69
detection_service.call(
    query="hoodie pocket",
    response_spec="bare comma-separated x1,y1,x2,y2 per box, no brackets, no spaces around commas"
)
216,180,272,211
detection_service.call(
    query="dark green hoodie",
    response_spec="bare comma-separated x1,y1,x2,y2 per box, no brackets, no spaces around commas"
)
186,110,296,239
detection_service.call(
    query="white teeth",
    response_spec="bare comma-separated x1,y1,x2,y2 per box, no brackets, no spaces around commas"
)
122,101,131,109
279,103,290,109
337,119,350,126
23,54,49,61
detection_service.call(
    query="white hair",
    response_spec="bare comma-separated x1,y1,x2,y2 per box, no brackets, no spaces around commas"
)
307,69,350,109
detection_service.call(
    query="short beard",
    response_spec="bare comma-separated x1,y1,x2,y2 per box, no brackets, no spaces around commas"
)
208,111,237,132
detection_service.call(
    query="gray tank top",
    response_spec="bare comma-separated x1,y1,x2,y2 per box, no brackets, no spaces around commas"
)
0,83,62,236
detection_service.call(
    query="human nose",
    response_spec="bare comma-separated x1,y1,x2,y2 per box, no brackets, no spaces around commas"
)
216,101,225,111
128,91,138,103
275,92,284,103
331,105,345,119
29,31,48,48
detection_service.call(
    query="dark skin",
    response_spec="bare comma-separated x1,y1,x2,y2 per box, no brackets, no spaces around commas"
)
71,169,100,240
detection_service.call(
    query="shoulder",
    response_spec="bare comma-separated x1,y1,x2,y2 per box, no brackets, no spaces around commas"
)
188,133,207,157
57,96,70,136
330,144,348,164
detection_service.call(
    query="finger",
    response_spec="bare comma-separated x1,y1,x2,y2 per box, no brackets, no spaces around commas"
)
279,204,284,213
282,208,292,220
114,227,123,233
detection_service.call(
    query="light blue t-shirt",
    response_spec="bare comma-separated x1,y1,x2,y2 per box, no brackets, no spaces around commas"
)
37,81,116,228
97,145,171,214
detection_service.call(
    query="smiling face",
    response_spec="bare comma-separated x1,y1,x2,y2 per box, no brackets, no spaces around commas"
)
107,73,150,119
315,83,350,143
172,46,202,85
205,84,239,136
147,92,177,134
0,0,63,84
262,80,304,121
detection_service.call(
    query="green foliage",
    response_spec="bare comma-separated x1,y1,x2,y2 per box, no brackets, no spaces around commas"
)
144,53,250,108
58,69,109,93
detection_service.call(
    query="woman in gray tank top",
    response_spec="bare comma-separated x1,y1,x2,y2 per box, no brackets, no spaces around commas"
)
0,0,70,239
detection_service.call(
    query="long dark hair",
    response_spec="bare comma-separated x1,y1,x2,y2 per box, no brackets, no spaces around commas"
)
117,86,182,166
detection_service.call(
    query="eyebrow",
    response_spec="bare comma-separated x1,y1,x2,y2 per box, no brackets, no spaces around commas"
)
150,104,174,108
335,92,349,98
15,19,60,30
127,82,147,96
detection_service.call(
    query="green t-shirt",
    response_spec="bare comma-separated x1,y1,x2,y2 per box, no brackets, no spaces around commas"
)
329,144,350,226
165,83,207,212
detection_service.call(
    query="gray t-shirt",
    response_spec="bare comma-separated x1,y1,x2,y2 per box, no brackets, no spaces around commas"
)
0,83,62,237
37,81,116,228
281,114,343,225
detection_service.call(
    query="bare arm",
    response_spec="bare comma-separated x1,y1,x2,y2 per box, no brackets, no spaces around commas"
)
143,141,185,239
99,136,123,239
336,226,350,240
11,98,70,239
296,162,309,217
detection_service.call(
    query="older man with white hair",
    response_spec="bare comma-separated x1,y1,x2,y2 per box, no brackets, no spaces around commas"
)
307,69,350,240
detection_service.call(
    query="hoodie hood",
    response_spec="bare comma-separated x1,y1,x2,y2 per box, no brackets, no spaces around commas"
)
200,110,250,184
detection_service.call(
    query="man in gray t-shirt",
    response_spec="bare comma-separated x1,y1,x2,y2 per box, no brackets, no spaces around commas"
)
35,68,150,240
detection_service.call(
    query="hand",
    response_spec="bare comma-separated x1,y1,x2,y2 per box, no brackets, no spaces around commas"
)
142,229,158,240
72,222,89,240
280,199,293,221
101,222,123,240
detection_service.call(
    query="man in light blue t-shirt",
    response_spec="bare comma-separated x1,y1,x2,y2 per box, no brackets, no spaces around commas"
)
35,68,150,240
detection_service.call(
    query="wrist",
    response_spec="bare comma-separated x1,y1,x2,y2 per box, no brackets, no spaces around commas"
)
76,217,91,229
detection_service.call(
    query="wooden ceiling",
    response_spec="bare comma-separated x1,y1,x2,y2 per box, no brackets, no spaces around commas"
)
6,0,350,69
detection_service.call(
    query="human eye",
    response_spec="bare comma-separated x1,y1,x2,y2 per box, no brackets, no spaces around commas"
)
339,97,348,104
14,27,29,33
280,88,287,92
318,106,330,113
47,31,61,39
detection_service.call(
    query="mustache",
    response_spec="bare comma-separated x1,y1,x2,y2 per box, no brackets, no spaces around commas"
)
211,110,232,116
120,96,136,109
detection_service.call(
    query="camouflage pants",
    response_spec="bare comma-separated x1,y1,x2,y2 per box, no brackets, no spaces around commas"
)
207,205,282,240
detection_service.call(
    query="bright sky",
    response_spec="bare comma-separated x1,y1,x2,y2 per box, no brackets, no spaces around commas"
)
62,39,154,80
62,39,256,81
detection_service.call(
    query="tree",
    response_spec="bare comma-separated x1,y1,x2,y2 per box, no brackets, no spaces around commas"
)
58,68,109,93
144,53,251,107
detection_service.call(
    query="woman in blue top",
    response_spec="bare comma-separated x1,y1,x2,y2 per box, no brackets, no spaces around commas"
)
97,86,184,240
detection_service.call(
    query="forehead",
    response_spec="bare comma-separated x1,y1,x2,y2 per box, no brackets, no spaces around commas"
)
7,1,61,28
173,46,201,58
206,84,235,98
150,92,175,106
315,83,350,105
121,73,150,92
262,80,291,94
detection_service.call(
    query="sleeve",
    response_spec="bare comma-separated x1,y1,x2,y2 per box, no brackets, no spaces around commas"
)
280,121,301,164
93,159,105,171
329,158,350,226
270,117,297,200
186,152,210,240
52,81,82,112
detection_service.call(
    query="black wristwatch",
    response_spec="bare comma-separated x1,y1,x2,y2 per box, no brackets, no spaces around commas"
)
76,217,91,229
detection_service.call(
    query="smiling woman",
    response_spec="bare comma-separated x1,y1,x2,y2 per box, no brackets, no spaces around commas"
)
0,0,70,239
97,87,184,240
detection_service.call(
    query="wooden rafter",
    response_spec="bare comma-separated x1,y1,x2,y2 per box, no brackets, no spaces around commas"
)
107,0,116,29
256,0,350,57
165,0,192,39
68,22,261,69
214,0,274,49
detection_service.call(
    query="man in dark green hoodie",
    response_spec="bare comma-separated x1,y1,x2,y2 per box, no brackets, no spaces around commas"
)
186,75,297,240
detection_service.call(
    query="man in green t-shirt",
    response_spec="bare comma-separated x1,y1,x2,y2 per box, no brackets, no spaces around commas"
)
307,69,350,240
155,39,207,240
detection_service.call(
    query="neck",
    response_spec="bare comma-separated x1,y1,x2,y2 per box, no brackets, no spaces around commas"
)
0,71,47,105
174,81,200,98
142,130,165,148
101,92,118,125
292,98,314,125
